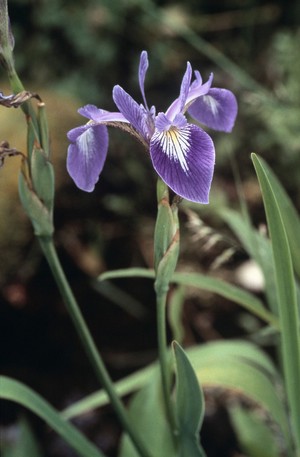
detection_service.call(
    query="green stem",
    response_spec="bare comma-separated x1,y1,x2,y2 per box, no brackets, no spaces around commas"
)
154,180,180,439
7,69,39,131
38,236,152,457
156,289,178,434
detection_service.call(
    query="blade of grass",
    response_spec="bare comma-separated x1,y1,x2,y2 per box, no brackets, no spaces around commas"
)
0,376,106,457
252,153,300,451
173,342,206,457
255,156,300,279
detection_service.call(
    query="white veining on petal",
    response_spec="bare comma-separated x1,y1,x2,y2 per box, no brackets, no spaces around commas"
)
154,127,190,173
78,128,91,159
202,95,219,116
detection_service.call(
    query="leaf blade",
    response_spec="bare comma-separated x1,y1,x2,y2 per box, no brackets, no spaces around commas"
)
173,342,206,457
0,376,107,457
252,153,300,450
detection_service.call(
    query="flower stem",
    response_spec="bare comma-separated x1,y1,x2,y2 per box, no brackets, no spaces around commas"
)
154,180,180,440
38,236,152,457
156,289,178,435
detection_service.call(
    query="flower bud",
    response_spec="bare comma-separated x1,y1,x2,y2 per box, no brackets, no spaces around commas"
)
31,147,55,214
19,168,54,238
154,179,180,296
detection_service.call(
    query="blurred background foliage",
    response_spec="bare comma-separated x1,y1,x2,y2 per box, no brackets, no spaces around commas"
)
1,0,300,456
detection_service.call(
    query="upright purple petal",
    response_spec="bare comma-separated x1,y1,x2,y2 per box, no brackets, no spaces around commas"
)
188,88,238,132
155,112,173,131
165,63,192,120
67,125,108,192
113,85,151,140
150,125,215,203
138,51,149,109
178,62,192,112
185,72,213,107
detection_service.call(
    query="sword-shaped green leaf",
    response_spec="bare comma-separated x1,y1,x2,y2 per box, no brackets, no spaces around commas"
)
0,376,106,457
252,153,300,451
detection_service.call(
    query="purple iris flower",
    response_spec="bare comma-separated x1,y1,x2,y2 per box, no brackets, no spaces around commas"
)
67,51,237,203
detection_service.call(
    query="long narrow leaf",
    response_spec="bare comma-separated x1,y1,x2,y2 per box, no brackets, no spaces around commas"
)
118,367,176,457
252,153,300,450
0,376,106,457
173,342,206,457
100,268,279,328
61,365,154,420
60,339,292,452
256,156,300,278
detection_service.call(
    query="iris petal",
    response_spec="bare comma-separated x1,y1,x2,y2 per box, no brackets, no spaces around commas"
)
178,62,192,112
113,85,150,139
67,124,108,192
67,125,90,142
78,104,104,121
165,63,192,120
188,88,238,132
78,104,128,123
138,51,149,109
150,125,215,203
185,72,213,107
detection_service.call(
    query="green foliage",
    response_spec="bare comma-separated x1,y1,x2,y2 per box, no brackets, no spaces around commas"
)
252,154,300,452
168,286,186,344
0,376,107,457
3,2,300,456
31,146,55,214
62,340,292,456
254,156,300,279
119,367,176,457
18,170,54,237
154,180,179,295
229,406,281,457
173,342,206,457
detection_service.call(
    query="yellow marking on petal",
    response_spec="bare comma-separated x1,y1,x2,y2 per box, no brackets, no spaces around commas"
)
158,127,190,173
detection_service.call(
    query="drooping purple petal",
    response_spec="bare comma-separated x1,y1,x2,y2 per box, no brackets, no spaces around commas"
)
188,88,238,132
112,85,151,140
150,124,215,203
79,104,128,123
67,124,108,192
139,51,149,109
67,124,90,142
